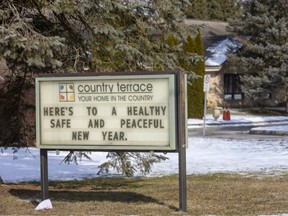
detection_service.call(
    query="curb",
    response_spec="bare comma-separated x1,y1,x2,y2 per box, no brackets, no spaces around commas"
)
249,127,288,136
249,130,288,136
188,120,288,136
188,120,288,127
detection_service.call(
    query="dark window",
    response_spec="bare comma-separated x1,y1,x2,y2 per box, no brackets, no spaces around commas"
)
224,74,243,100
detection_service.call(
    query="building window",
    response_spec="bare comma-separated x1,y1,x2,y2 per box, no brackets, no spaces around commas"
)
224,74,243,100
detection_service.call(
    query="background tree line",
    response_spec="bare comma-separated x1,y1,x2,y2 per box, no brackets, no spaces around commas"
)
1,0,287,178
185,0,242,21
228,0,288,111
186,0,288,111
0,0,202,176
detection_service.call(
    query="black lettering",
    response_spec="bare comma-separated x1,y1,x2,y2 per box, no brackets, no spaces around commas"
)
124,106,166,116
78,85,84,92
119,132,125,140
112,107,117,116
154,119,159,128
147,83,153,91
119,119,164,129
106,132,112,140
50,119,55,128
50,119,71,128
87,107,97,116
67,119,71,128
148,119,153,128
126,119,131,128
127,107,132,115
131,119,137,128
88,119,105,128
117,82,153,92
72,131,77,140
160,119,164,128
144,107,149,115
138,107,144,115
83,131,89,140
69,107,73,116
161,106,166,115
44,107,73,116
49,107,53,116
137,119,142,128
44,107,49,116
133,107,137,115
102,131,107,140
56,119,61,128
149,106,154,115
143,119,147,128
72,131,89,140
112,132,118,140
155,107,160,115
55,107,60,116
102,131,125,141
60,107,65,116
140,83,145,91
120,119,125,128
88,119,93,128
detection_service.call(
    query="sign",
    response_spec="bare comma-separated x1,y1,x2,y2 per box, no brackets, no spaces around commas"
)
203,75,210,92
36,72,179,151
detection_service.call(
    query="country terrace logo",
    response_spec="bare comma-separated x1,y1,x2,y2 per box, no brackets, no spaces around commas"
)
59,83,75,102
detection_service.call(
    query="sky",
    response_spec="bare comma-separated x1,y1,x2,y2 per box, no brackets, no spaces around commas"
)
1,114,288,183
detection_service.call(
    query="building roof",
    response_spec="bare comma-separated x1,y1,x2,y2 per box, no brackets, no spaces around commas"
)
185,19,229,46
185,19,241,68
205,37,241,67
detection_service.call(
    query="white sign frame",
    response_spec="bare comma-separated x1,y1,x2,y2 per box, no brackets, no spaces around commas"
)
36,72,179,151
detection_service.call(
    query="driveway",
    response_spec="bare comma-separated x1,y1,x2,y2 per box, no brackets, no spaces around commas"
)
188,124,288,139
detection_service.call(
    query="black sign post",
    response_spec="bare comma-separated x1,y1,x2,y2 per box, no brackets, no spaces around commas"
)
178,72,187,212
179,144,187,211
40,149,49,200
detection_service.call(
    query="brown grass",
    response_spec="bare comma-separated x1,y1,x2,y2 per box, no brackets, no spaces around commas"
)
1,174,288,215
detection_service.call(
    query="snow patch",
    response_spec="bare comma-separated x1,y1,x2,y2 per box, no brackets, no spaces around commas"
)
205,38,241,66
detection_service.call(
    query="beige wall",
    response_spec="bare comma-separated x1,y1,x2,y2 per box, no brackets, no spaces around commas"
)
206,71,223,108
205,64,285,108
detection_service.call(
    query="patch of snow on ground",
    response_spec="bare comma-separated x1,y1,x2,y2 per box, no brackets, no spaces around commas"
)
1,114,288,183
1,137,288,183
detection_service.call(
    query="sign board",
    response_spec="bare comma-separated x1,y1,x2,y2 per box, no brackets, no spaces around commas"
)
36,72,180,151
203,75,210,92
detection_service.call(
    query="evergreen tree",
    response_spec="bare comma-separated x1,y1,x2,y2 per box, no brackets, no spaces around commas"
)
228,0,288,111
166,33,204,118
0,0,199,176
208,0,241,21
207,0,223,20
208,0,242,21
185,0,242,21
185,32,205,118
185,0,209,20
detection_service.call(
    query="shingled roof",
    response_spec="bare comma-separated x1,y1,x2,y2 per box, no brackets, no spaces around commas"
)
185,19,241,69
185,19,229,47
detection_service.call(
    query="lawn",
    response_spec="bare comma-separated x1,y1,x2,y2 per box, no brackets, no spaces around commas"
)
1,174,288,215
